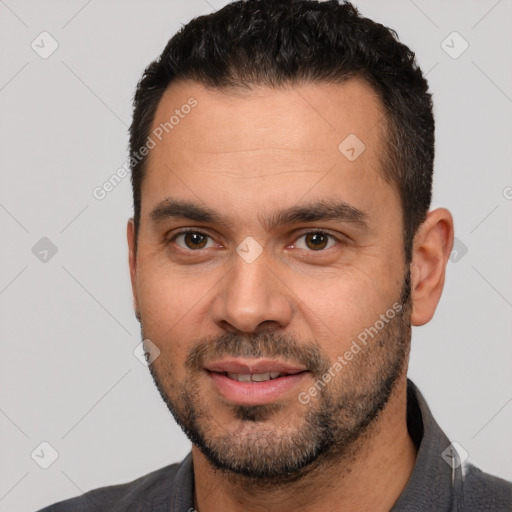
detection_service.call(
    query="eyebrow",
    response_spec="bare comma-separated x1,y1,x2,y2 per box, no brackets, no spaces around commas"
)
149,197,369,230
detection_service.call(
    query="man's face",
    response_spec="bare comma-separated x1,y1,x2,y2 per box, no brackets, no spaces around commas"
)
129,79,411,480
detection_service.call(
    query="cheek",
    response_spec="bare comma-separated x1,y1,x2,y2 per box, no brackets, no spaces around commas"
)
291,261,402,357
136,254,207,315
135,265,207,363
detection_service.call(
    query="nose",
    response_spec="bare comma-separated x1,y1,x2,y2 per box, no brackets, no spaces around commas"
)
210,248,294,334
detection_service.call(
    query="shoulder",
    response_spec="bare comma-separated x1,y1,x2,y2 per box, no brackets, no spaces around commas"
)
37,462,182,511
458,462,512,511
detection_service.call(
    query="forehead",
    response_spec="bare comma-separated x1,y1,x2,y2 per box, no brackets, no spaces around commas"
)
141,78,395,224
149,78,384,155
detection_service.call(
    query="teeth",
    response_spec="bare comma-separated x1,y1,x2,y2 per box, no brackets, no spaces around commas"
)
227,373,252,382
251,372,271,382
226,372,284,382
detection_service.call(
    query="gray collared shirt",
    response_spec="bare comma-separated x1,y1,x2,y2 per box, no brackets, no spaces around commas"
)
38,380,512,511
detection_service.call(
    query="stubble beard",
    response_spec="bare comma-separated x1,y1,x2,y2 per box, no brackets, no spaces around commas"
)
144,273,412,485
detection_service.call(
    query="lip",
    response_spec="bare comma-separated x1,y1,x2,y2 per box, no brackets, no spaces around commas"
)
205,358,309,406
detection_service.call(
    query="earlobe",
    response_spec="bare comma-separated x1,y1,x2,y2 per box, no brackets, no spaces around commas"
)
410,208,454,326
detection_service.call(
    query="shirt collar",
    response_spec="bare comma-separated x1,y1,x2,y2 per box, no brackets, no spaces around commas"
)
391,379,456,511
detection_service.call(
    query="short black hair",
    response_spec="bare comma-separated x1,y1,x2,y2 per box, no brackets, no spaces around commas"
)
129,0,434,263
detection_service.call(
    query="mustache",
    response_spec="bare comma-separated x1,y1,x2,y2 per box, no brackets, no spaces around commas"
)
185,331,331,377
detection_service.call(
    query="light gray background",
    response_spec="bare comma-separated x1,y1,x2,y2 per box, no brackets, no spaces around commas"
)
1,0,511,510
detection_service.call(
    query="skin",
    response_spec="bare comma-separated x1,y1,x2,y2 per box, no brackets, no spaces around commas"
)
127,79,454,511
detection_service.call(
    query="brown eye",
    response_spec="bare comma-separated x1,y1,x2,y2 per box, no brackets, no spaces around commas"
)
304,232,329,250
173,232,214,250
294,231,338,251
185,233,207,249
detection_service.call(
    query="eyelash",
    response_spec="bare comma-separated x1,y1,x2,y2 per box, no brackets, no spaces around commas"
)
166,228,343,253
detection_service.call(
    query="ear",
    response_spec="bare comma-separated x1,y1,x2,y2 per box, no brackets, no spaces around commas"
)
410,208,454,326
127,218,141,321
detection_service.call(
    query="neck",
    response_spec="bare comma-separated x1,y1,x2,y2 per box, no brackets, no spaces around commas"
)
192,377,417,512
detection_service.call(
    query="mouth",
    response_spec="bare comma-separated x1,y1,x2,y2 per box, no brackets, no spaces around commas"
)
221,371,302,382
205,358,309,405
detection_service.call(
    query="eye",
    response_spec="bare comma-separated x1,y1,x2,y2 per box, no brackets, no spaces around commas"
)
172,231,217,250
293,231,339,251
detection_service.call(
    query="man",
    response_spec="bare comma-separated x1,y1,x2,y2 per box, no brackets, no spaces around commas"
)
40,0,512,510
